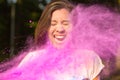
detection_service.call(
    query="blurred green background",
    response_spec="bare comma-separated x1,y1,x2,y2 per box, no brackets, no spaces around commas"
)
0,0,120,79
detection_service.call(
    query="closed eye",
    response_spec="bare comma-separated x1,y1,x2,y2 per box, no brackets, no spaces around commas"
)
62,20,69,26
51,20,57,26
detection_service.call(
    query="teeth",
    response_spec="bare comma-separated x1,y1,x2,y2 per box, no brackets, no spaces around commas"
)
54,35,66,42
55,36,65,39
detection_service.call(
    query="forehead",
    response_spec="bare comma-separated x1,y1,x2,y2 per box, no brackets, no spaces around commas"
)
51,8,70,19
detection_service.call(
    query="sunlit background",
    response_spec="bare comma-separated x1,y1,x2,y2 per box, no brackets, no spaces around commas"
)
0,0,120,80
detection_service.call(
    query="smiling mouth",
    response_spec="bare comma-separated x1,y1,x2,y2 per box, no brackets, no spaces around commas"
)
54,35,66,43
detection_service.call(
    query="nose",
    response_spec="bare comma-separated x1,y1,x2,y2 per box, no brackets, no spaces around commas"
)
56,24,65,33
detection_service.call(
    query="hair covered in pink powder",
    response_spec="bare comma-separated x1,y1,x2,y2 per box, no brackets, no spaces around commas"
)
0,4,120,80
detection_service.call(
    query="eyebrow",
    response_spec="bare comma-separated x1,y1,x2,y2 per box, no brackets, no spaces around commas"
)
62,20,70,23
51,20,57,22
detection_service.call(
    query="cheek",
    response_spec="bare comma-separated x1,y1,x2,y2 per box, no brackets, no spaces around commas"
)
49,26,56,33
66,25,72,33
48,27,55,40
66,25,72,40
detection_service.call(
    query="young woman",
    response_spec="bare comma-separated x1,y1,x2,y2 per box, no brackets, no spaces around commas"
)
0,0,105,80
16,0,104,79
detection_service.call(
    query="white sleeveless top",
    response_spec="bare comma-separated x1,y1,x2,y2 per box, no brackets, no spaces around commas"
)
17,49,104,80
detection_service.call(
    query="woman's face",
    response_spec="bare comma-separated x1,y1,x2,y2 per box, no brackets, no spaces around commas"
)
48,8,71,49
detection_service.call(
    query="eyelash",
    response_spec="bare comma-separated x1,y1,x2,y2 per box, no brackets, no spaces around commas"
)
63,23,69,25
50,22,69,26
51,23,56,26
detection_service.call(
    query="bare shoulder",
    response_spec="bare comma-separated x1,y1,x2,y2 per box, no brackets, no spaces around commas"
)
73,49,100,60
18,49,46,67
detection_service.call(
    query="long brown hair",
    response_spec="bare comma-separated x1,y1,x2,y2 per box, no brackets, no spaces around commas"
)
34,0,74,46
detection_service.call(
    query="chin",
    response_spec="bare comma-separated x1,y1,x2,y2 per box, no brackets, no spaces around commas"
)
53,43,65,49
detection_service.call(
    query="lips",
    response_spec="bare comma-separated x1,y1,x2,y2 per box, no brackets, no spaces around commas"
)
54,35,66,43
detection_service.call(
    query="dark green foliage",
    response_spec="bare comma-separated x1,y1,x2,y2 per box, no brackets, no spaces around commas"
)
0,0,44,61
